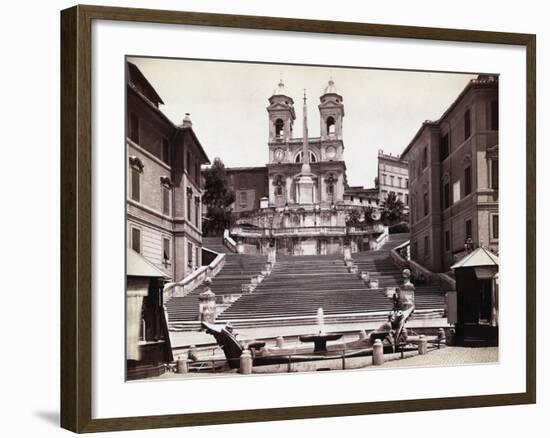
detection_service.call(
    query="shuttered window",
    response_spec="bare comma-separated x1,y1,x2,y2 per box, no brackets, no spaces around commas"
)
131,168,140,202
131,228,141,253
464,165,472,196
465,219,472,239
163,237,170,262
129,113,139,143
162,186,170,216
464,109,471,140
187,242,193,268
443,182,451,209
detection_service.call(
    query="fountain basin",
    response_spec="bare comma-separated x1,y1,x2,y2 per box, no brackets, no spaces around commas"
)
299,333,343,352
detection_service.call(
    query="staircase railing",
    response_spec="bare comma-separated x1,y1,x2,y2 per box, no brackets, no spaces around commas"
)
369,226,389,250
163,251,226,302
223,229,237,253
389,240,410,270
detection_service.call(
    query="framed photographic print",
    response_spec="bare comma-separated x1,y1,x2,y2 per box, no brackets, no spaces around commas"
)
60,4,536,433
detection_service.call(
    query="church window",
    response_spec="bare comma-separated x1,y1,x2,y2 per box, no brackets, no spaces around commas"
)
295,151,318,163
275,119,284,138
327,116,336,135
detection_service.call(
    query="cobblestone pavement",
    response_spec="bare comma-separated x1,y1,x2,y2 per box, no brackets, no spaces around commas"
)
380,346,498,368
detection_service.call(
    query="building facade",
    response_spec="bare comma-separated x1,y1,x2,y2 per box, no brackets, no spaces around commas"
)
377,150,409,207
401,75,499,273
126,61,210,282
226,166,269,214
229,79,385,256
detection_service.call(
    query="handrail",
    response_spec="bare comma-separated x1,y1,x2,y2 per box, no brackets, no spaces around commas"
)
408,259,436,284
369,225,389,250
163,251,226,301
223,229,237,253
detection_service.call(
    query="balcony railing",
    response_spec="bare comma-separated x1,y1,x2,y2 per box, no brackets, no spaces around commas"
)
230,224,386,239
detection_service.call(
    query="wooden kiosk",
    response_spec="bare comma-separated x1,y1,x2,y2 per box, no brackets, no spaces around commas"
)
126,250,173,380
450,246,499,347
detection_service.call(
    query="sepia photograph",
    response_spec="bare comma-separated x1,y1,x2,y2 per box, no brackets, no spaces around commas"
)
125,56,499,381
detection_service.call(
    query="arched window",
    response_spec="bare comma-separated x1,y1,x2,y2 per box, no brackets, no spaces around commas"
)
275,119,284,138
295,151,318,163
326,116,336,135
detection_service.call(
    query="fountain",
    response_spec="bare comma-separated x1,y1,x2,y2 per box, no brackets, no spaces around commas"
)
299,308,343,352
316,307,325,334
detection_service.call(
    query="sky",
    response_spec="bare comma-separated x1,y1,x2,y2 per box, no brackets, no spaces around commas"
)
129,57,476,187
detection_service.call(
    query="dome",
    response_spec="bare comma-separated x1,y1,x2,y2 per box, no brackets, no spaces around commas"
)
273,79,287,96
324,78,337,95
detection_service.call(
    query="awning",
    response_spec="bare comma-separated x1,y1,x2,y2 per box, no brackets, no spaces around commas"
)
451,246,499,270
127,249,170,278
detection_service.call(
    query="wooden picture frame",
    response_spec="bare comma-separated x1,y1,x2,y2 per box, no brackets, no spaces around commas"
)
60,4,536,433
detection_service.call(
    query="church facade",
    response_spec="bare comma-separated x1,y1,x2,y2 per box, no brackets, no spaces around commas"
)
229,79,384,256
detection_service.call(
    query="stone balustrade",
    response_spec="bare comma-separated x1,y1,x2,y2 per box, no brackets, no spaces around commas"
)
163,251,226,301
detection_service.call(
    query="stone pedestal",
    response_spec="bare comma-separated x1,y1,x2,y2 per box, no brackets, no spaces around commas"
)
373,339,384,365
198,281,216,324
296,174,315,204
343,245,352,262
239,350,253,374
399,269,415,310
418,335,428,355
176,353,189,374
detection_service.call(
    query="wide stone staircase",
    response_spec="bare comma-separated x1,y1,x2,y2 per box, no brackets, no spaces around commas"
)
352,233,446,311
166,253,268,331
216,254,374,325
167,233,447,331
202,236,234,254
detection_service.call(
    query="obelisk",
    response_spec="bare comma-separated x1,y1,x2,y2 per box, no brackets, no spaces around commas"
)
296,90,315,204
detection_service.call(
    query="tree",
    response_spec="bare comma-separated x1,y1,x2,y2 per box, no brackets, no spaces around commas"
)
363,205,376,225
345,208,362,227
202,158,235,236
381,192,406,226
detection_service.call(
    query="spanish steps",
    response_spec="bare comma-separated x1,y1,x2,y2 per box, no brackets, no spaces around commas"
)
166,233,446,330
351,233,446,311
165,250,268,329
